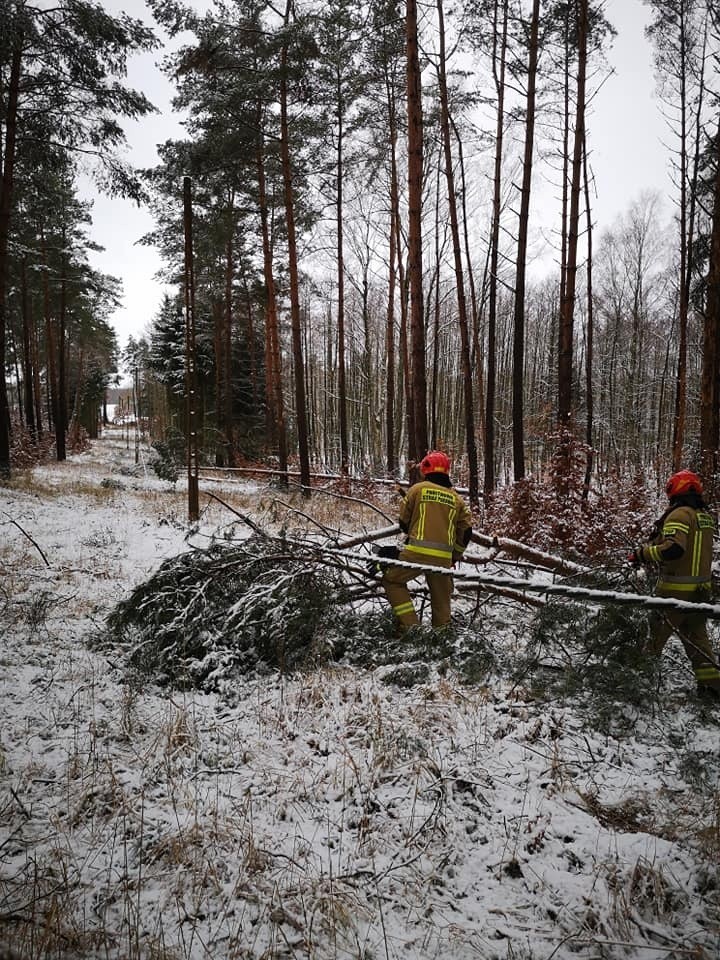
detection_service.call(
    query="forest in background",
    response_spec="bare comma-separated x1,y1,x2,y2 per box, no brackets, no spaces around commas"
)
1,0,720,514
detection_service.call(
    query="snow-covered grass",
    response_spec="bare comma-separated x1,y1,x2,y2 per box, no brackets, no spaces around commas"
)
0,429,718,959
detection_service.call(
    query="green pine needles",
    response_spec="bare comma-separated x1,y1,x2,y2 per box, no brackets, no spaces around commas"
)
97,535,351,689
518,593,662,726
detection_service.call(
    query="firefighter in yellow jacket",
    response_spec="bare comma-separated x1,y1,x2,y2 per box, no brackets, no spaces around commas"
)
382,451,472,631
628,469,720,700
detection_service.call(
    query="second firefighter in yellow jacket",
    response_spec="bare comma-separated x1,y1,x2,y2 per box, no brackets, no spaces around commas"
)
629,469,720,700
382,451,472,631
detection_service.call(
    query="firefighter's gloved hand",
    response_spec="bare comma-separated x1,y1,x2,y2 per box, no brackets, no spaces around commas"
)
626,549,641,566
367,544,400,577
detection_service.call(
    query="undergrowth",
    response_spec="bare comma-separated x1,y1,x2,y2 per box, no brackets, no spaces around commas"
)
515,588,665,732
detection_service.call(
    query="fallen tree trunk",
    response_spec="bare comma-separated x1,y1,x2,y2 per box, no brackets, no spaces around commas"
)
331,548,720,619
470,532,590,577
455,580,546,608
335,524,400,549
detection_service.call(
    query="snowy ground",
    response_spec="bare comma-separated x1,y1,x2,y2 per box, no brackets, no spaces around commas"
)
1,429,718,960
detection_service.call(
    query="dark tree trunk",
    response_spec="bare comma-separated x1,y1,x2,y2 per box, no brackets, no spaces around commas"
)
0,43,22,475
486,0,508,495
406,0,427,460
56,229,67,461
512,0,541,481
224,227,234,461
41,228,59,440
437,0,478,502
280,1,311,493
557,0,587,430
582,129,594,498
257,105,288,483
20,254,36,441
386,106,398,476
336,78,349,476
700,119,720,486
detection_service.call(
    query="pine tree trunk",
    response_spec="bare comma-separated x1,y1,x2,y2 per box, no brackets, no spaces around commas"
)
0,43,21,475
336,79,349,476
224,227,234,462
672,3,690,469
557,0,587,430
437,0,478,502
20,254,36,441
406,0,427,460
700,119,720,485
56,229,67,461
41,228,59,442
32,297,42,437
280,1,311,493
386,113,398,476
512,0,541,481
256,106,288,483
582,128,594,498
486,0,508,495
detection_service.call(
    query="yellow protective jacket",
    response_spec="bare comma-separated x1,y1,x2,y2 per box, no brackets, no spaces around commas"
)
399,478,472,563
639,503,715,598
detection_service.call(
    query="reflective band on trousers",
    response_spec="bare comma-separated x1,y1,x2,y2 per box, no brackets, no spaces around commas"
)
696,665,720,680
658,578,712,591
393,601,416,617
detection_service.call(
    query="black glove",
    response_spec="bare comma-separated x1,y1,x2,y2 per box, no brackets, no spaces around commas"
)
367,544,400,577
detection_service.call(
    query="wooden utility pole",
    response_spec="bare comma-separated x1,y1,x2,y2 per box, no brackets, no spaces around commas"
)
183,176,200,521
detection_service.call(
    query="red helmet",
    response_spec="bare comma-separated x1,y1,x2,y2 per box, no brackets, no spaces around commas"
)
420,450,451,476
665,469,703,498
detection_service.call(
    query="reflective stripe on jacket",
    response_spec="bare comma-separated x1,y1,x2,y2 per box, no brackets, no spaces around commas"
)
399,480,472,561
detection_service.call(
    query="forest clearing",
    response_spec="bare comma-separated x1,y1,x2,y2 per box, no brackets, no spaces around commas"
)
1,429,719,960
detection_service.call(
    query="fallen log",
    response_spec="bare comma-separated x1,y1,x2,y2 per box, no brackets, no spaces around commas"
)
330,548,720,619
454,580,546,608
334,524,401,550
470,532,590,578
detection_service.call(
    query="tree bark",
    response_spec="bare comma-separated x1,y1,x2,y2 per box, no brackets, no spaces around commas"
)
486,0,508,496
557,0,588,430
511,0,540,480
385,106,398,476
56,226,67,461
700,119,720,486
335,71,349,476
257,104,288,484
582,128,594,498
280,0,311,493
436,0,478,502
0,43,22,475
20,253,36,441
406,0,427,460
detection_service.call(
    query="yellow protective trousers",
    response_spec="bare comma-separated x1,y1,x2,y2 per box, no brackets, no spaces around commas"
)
381,549,454,629
648,608,720,692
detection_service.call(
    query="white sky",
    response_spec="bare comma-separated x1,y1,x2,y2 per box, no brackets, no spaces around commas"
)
84,0,670,351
